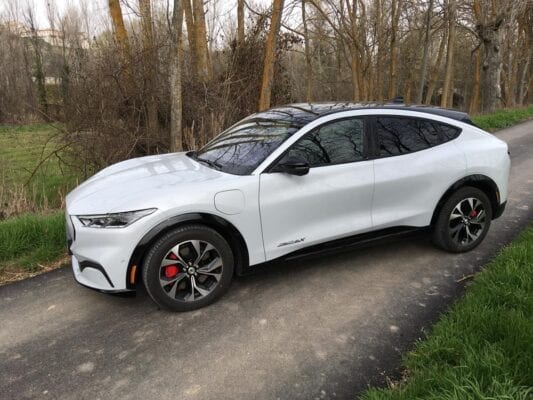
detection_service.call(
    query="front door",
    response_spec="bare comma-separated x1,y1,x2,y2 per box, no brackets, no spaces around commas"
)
259,117,375,260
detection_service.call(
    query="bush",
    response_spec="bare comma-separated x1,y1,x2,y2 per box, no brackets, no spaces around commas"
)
0,212,65,272
472,105,533,131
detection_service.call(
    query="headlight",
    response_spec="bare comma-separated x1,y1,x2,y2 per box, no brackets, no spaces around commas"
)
76,208,156,228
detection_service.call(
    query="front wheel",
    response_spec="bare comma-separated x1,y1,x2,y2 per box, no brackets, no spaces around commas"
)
432,187,492,253
142,225,234,311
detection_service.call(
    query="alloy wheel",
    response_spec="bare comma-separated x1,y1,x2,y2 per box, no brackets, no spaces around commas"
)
448,197,486,246
159,240,223,302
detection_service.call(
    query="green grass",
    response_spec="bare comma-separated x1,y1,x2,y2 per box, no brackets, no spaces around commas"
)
361,226,533,400
0,123,78,212
471,105,533,131
0,212,66,273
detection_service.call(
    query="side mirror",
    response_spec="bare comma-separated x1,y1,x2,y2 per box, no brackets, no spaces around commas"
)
273,155,310,176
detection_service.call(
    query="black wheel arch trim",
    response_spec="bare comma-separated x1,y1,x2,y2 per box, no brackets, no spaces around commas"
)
126,213,249,289
431,174,503,226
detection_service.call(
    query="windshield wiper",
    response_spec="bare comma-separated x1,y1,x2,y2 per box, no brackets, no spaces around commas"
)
195,155,223,170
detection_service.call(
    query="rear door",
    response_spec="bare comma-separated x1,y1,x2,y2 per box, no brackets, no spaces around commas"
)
259,117,375,260
370,114,466,229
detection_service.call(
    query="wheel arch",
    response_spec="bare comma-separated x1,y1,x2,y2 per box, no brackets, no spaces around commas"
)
430,174,501,226
126,213,250,289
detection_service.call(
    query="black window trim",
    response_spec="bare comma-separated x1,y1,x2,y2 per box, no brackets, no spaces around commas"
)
264,115,372,173
368,114,463,160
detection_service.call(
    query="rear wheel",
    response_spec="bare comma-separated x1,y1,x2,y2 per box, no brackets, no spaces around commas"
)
432,187,492,253
142,225,234,311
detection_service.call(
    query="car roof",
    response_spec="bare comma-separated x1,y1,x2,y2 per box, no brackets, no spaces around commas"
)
246,102,474,129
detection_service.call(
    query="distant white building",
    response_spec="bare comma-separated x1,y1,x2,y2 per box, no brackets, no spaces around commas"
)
20,27,90,49
0,21,90,49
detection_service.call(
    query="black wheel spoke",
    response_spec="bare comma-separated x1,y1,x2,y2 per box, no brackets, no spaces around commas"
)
448,197,486,246
159,239,222,302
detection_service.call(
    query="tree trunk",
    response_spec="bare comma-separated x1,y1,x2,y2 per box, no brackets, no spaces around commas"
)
139,0,158,134
192,0,211,82
170,0,184,152
31,31,48,118
480,31,503,113
415,0,433,104
237,0,245,44
375,0,384,100
108,0,130,62
425,29,446,104
346,0,361,101
528,66,533,104
302,0,312,102
469,47,481,114
473,0,510,113
518,57,530,105
26,12,48,119
388,0,400,99
258,0,284,111
358,0,367,100
350,48,360,101
441,0,456,108
505,43,517,107
183,0,197,71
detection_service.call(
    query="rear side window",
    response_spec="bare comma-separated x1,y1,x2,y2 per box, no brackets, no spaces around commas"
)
438,124,461,140
286,118,365,167
375,116,460,157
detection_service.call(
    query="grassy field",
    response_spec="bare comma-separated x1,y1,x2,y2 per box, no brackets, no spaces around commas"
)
361,226,533,400
0,123,75,281
0,123,78,216
0,212,66,276
471,105,533,131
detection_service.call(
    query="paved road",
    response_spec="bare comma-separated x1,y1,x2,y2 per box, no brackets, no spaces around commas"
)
1,121,532,400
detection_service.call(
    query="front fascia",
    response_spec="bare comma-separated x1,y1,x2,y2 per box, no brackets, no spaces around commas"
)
68,175,265,289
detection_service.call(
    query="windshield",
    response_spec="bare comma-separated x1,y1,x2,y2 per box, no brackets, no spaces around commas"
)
190,118,298,175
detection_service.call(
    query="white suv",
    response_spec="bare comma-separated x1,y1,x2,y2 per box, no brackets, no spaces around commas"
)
66,103,510,311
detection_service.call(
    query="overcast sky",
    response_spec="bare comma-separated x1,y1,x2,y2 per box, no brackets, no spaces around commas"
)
1,0,106,30
1,0,295,41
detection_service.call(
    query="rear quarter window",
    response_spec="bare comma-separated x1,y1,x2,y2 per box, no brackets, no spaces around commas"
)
375,116,462,157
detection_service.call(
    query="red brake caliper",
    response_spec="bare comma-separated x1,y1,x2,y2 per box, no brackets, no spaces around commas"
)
165,252,180,278
165,265,179,278
469,210,478,218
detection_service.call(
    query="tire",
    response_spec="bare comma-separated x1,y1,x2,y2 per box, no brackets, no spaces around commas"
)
142,224,234,311
432,187,492,253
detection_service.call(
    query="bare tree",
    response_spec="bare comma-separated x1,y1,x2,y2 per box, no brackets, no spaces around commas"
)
302,0,312,102
416,0,434,104
139,0,158,134
237,0,245,44
258,0,284,111
25,7,48,119
170,0,184,151
108,0,130,62
440,0,456,108
473,0,512,112
388,0,401,99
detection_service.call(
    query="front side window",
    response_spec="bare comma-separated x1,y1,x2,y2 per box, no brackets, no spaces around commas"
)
376,116,461,157
191,119,298,175
285,118,365,167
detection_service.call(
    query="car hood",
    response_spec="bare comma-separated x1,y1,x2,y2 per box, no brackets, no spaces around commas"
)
66,152,236,215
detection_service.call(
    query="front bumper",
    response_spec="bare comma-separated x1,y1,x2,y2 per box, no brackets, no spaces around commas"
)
66,212,147,291
71,255,129,292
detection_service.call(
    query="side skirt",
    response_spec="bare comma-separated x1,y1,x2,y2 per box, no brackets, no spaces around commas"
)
241,226,429,276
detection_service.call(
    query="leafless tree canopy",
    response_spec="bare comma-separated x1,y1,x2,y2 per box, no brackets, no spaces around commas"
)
0,0,531,170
